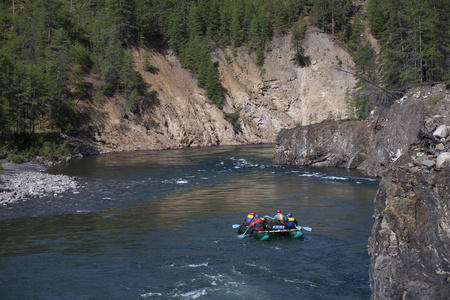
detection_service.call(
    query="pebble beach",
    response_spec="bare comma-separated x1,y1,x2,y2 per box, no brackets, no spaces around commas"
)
0,162,78,206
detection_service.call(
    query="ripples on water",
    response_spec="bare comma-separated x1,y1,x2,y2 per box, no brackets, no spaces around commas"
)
0,144,379,299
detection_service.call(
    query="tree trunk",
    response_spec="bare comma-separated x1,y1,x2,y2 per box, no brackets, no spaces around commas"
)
332,11,335,41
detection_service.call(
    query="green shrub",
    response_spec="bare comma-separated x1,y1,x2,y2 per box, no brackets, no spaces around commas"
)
224,110,240,124
0,133,76,162
10,155,25,164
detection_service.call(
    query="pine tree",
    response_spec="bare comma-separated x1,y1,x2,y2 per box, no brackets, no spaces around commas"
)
197,38,211,89
120,51,145,112
187,3,202,38
26,63,49,133
135,0,157,43
230,7,243,48
106,0,137,46
310,0,328,32
329,0,351,41
291,20,307,67
421,0,448,82
45,28,71,128
354,41,378,90
377,0,406,89
256,47,264,66
205,60,223,108
166,4,186,55
367,0,385,39
0,53,14,135
182,34,201,71
348,14,364,53
272,0,290,34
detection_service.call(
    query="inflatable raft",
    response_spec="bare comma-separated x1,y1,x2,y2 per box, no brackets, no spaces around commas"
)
237,223,303,241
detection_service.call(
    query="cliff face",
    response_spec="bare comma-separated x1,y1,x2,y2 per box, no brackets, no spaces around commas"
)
274,84,450,298
368,161,450,299
72,28,355,152
274,85,450,177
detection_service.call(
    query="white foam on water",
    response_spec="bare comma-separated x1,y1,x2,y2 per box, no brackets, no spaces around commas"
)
140,292,162,298
297,172,322,178
321,176,348,181
177,288,207,299
161,178,189,184
259,265,270,271
187,262,208,268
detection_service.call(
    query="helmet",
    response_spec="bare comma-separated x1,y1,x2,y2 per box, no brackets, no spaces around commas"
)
277,210,281,213
255,214,259,218
251,212,255,215
287,213,292,217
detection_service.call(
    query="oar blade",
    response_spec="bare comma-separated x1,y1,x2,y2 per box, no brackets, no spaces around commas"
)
232,224,240,228
296,225,312,231
238,227,249,238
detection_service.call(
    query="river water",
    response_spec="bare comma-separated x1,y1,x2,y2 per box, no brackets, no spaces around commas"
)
0,144,379,299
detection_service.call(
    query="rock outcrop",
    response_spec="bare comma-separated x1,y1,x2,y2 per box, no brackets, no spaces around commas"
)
368,156,450,299
273,84,450,177
273,84,450,298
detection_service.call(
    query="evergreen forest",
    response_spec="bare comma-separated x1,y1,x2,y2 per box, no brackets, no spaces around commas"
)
0,0,449,158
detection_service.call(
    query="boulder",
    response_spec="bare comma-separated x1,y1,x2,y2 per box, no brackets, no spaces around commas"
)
433,124,449,139
436,143,445,151
436,152,450,169
421,159,436,168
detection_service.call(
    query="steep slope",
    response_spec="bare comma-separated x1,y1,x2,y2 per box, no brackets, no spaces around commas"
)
72,27,355,152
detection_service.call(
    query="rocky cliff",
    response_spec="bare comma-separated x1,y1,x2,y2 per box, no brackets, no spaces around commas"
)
368,157,450,299
274,84,450,298
71,27,355,153
274,85,450,177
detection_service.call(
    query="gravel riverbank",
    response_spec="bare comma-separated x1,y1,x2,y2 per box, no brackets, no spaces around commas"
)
0,162,79,206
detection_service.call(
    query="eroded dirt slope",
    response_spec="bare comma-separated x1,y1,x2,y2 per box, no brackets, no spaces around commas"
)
73,27,355,152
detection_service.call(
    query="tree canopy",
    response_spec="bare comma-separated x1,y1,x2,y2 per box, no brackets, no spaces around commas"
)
0,0,448,140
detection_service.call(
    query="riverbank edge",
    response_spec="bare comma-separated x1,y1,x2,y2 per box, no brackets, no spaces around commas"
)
0,161,79,206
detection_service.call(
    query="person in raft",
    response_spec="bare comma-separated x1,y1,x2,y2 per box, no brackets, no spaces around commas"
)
273,209,287,223
286,213,299,229
248,214,265,236
242,212,255,226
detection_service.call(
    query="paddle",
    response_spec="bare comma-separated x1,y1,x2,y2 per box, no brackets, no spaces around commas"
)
232,224,240,228
296,225,312,231
238,227,249,238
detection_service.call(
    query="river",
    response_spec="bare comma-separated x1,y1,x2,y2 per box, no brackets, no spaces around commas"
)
0,144,379,299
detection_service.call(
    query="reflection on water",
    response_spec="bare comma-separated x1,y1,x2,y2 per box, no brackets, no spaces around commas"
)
0,144,379,299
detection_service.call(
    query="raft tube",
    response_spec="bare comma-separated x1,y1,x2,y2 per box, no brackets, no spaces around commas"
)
237,224,303,240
